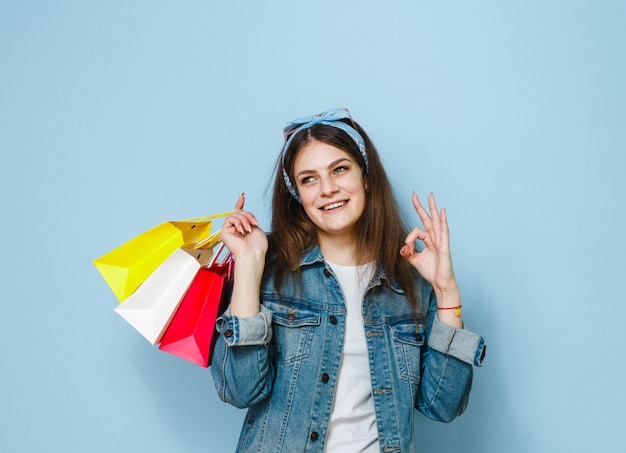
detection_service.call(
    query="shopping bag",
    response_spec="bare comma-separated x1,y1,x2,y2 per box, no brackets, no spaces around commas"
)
158,245,233,367
93,211,231,302
181,246,214,266
113,248,203,345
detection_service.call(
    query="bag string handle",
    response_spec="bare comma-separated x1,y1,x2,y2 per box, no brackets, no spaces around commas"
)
207,243,234,280
181,210,234,223
192,231,221,250
184,210,238,250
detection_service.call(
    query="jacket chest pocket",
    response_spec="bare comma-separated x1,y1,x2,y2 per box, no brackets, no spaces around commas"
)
271,306,321,365
391,321,425,384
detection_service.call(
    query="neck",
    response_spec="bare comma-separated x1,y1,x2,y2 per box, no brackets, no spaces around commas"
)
316,232,371,266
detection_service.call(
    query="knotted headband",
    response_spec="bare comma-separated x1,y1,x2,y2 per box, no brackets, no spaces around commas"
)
281,108,368,203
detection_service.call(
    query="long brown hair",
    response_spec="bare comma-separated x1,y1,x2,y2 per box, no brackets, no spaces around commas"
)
267,118,423,314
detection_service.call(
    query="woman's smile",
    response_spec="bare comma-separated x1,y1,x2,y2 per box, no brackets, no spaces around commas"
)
321,200,347,211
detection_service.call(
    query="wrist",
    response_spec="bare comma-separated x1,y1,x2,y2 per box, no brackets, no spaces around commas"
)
434,282,463,327
229,252,265,319
437,305,462,317
436,305,463,328
434,283,460,308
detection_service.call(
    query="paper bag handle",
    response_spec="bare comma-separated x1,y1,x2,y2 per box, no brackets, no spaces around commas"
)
207,243,234,278
185,211,236,250
181,210,234,223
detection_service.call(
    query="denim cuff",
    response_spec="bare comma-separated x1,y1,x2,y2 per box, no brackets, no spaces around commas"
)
428,316,486,367
215,305,273,346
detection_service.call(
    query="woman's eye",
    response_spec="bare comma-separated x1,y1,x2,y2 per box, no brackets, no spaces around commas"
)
300,176,316,184
333,166,348,175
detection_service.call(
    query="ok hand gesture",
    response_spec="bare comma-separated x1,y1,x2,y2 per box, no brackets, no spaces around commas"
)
400,192,460,307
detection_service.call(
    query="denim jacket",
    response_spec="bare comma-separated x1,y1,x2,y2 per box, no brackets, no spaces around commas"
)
211,246,486,453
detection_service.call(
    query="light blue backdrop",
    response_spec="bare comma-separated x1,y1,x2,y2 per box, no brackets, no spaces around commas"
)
2,1,625,452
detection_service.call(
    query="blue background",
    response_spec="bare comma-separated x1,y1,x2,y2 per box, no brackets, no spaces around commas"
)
2,1,625,452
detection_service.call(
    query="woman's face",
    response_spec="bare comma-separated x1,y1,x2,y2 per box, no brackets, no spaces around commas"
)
293,139,367,244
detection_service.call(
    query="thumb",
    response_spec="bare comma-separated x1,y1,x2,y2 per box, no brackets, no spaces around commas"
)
399,245,413,260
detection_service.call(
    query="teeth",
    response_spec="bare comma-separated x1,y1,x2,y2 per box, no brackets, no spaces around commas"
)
322,201,346,210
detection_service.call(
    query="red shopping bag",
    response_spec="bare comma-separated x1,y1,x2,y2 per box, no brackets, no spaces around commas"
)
158,245,233,367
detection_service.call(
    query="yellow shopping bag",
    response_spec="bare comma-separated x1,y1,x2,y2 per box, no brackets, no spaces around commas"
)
93,211,232,302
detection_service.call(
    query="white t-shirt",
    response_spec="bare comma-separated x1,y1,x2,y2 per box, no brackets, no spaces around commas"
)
324,261,379,453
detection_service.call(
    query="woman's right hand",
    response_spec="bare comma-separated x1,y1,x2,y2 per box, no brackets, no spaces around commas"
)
221,193,268,318
221,193,268,263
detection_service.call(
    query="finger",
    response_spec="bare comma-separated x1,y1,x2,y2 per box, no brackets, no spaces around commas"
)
405,226,428,252
440,207,450,245
399,244,414,259
400,242,424,268
428,192,441,226
234,192,245,211
224,212,254,234
411,192,432,229
231,210,259,227
222,217,245,235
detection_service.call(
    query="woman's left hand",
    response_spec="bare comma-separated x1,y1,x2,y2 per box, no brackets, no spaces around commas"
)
400,192,459,299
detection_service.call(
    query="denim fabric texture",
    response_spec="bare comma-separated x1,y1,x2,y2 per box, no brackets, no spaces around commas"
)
212,246,485,453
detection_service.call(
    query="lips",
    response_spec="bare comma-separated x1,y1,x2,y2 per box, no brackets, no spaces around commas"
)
321,201,347,211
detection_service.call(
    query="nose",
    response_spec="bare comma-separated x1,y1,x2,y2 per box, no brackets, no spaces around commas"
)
319,176,338,196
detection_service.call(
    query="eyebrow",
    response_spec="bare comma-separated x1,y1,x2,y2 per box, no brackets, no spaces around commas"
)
295,157,352,179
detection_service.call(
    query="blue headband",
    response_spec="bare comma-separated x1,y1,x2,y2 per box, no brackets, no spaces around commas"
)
281,108,368,203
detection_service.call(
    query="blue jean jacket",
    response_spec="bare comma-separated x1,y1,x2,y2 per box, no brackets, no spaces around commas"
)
211,246,486,453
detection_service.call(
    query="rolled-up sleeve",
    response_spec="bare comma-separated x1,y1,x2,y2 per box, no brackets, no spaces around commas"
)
427,316,486,367
215,305,273,347
211,305,275,408
416,283,487,422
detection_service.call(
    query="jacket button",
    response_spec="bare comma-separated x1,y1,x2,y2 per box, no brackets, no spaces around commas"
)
223,329,233,338
414,333,423,342
286,313,296,321
321,373,329,383
329,316,337,325
310,431,319,441
323,268,331,277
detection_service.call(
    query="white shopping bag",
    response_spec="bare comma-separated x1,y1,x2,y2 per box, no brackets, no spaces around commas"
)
114,248,201,345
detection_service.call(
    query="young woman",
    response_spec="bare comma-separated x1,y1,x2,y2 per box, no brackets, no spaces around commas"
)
211,108,486,452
